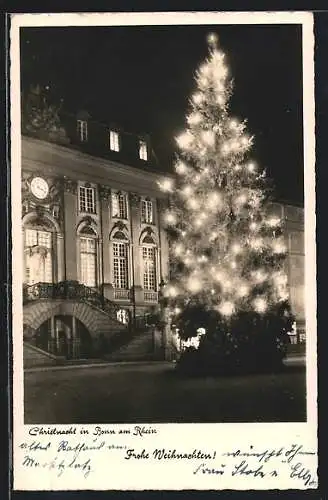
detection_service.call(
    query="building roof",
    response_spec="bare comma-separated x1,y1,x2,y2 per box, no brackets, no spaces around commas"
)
21,86,170,175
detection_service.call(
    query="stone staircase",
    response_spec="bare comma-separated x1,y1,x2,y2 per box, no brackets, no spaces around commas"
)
22,281,162,366
23,325,159,367
24,329,159,368
23,281,128,366
105,328,158,362
24,342,63,368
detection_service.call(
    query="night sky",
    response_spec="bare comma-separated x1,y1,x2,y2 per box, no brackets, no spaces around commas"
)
20,24,304,204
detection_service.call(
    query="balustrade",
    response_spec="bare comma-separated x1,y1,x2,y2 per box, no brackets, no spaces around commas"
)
113,289,131,300
23,281,160,325
144,290,158,303
23,280,121,321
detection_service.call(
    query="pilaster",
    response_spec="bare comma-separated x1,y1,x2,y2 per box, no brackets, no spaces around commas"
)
71,316,80,359
157,197,170,282
129,193,143,303
57,233,65,282
48,315,56,354
99,185,111,284
63,178,78,281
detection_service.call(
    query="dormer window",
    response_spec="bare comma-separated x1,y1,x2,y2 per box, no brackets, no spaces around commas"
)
139,139,148,161
109,130,120,152
77,120,88,142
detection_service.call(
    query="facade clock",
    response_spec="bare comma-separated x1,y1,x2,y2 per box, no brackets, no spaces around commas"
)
30,177,49,200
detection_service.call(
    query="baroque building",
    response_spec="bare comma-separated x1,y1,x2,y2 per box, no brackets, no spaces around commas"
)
266,200,305,343
21,90,305,366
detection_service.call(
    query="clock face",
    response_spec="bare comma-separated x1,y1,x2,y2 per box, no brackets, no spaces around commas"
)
30,177,49,200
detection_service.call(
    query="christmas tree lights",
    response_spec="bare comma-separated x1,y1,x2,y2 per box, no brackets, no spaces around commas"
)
158,33,290,337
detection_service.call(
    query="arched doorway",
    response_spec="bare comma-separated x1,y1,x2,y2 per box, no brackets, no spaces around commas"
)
35,318,51,352
32,315,93,359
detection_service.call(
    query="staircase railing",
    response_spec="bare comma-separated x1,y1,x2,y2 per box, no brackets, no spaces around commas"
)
23,281,122,322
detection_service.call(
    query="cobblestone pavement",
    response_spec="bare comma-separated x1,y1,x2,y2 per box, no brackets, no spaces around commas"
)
24,362,306,424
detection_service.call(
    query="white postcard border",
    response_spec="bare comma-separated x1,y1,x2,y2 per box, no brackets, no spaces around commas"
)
11,11,317,491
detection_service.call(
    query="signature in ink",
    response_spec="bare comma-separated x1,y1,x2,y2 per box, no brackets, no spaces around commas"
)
290,462,317,487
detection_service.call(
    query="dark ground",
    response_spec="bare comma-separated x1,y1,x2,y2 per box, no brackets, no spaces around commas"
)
24,361,306,424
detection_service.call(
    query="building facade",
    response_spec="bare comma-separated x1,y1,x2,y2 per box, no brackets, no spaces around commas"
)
21,98,305,365
22,107,172,363
266,201,305,343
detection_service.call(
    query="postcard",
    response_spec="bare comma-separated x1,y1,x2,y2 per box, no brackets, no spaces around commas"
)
11,11,317,491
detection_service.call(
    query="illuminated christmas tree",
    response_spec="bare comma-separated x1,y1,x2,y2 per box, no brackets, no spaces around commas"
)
22,84,68,144
158,34,293,372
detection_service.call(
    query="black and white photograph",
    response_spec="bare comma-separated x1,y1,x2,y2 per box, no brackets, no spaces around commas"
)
19,20,309,424
11,11,317,491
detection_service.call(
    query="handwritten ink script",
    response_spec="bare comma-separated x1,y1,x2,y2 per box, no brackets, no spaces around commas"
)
16,425,317,489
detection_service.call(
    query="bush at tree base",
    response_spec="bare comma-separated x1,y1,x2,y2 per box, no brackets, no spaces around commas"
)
175,302,293,376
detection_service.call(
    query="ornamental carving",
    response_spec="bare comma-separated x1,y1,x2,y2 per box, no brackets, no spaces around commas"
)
51,204,61,219
26,245,50,258
35,204,45,217
21,173,62,203
99,185,111,201
113,220,128,232
80,215,95,227
129,192,141,207
144,226,154,236
22,85,69,146
21,173,64,227
63,177,77,194
51,180,62,199
22,172,31,195
77,217,98,237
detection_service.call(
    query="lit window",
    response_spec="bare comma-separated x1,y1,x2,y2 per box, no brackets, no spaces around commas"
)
142,246,156,291
141,198,153,223
77,120,88,142
112,191,128,219
109,130,120,152
79,186,96,214
139,140,148,161
80,236,97,287
117,309,129,324
24,228,53,285
113,240,129,289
